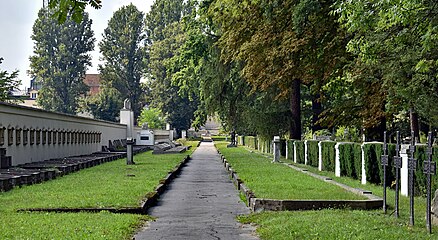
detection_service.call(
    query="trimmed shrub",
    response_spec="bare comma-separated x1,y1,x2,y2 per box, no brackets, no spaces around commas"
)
286,140,294,160
280,139,286,157
245,136,257,149
338,143,362,179
321,141,336,172
306,140,319,167
257,137,271,153
295,141,305,164
414,146,438,196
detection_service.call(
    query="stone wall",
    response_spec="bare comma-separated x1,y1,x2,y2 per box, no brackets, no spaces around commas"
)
0,102,126,166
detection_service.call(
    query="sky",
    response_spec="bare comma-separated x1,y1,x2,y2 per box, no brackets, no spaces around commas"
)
0,0,154,89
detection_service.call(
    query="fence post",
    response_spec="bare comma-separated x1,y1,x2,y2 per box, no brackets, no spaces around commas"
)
293,141,297,163
361,143,367,184
335,142,341,177
400,144,409,196
318,141,323,171
304,140,308,165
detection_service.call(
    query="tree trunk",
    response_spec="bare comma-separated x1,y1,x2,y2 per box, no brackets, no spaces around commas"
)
311,94,323,133
289,79,301,140
410,108,420,143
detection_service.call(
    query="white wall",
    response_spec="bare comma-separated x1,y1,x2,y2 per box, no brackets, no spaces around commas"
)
0,102,127,166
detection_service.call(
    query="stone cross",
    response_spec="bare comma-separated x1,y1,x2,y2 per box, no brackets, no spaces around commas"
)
408,131,417,226
381,131,388,213
123,98,131,110
424,132,436,233
394,131,402,218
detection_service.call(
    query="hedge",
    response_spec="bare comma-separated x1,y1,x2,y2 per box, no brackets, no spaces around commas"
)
295,141,305,164
414,146,438,196
321,141,336,172
257,137,271,154
306,140,319,167
286,140,294,160
244,136,257,149
338,143,362,179
362,143,396,186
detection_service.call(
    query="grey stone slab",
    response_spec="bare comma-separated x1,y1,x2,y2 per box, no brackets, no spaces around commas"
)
135,142,258,240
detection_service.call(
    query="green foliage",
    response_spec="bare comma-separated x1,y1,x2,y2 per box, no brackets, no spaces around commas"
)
321,141,336,172
257,137,271,154
81,86,122,122
48,0,102,23
137,107,166,129
295,141,305,164
338,143,362,179
29,8,94,114
306,140,319,167
0,58,21,103
335,126,361,142
146,1,199,132
99,4,146,121
414,146,438,196
286,140,295,160
244,136,257,149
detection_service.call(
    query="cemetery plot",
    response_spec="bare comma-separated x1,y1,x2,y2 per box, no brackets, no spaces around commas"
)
215,142,366,201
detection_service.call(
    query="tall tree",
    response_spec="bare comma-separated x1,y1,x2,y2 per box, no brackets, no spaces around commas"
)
335,0,438,140
29,8,94,114
0,58,21,103
146,0,199,132
209,0,347,139
98,4,147,121
47,0,102,23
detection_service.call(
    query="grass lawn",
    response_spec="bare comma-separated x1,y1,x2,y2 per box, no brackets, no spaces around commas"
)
227,142,438,239
215,142,365,200
0,141,198,239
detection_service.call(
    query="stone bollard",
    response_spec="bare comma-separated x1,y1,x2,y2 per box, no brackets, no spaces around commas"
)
272,136,280,163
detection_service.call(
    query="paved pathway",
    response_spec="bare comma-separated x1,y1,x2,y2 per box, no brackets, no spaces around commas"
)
135,142,258,240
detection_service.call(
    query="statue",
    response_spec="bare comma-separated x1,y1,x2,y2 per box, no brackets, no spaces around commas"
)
123,98,131,110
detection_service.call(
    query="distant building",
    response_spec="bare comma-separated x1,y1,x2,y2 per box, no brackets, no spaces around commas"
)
16,74,102,109
83,74,101,96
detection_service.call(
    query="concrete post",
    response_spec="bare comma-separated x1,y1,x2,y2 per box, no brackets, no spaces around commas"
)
285,141,289,160
120,99,134,165
304,140,308,165
293,141,297,163
318,141,323,171
361,143,366,185
273,136,280,163
400,144,409,196
181,130,187,139
335,142,341,177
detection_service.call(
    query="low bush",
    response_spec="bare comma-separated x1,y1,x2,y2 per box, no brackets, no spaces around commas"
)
306,140,319,167
338,143,362,179
321,141,336,172
295,141,305,164
286,140,294,160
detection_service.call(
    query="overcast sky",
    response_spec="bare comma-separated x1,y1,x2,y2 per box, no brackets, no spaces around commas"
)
0,0,154,89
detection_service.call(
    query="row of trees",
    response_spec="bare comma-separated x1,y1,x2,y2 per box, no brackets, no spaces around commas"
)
29,0,438,141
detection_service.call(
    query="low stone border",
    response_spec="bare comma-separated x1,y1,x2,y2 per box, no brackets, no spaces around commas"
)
19,153,193,215
216,148,383,212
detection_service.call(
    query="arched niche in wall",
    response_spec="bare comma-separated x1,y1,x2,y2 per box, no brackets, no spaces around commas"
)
8,125,15,146
15,126,22,146
61,129,66,145
57,129,62,145
30,127,35,145
0,124,5,146
36,128,41,145
66,130,71,144
23,127,29,146
42,128,47,145
47,129,52,145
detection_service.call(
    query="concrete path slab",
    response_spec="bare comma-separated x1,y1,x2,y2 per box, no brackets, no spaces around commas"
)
134,142,258,240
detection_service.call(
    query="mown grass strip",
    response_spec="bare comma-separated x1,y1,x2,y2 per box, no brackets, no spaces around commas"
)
0,212,151,240
0,141,198,240
237,143,438,239
215,142,365,200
